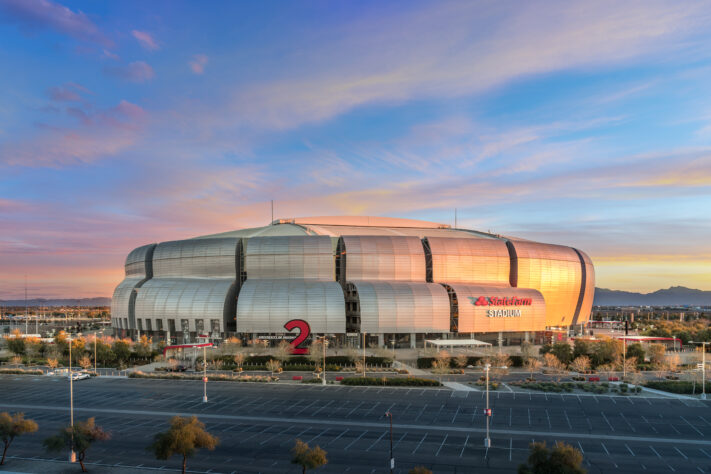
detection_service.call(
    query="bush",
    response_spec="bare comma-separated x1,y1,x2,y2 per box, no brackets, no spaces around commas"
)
340,377,440,387
645,381,711,394
417,356,483,369
0,368,44,375
128,371,277,383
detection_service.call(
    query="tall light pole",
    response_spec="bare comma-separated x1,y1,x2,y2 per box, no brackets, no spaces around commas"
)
384,411,394,473
322,336,328,386
202,345,208,403
362,332,367,378
68,335,76,463
484,363,491,448
690,341,708,400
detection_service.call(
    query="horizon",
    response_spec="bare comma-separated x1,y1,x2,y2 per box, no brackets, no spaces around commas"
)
2,1,711,298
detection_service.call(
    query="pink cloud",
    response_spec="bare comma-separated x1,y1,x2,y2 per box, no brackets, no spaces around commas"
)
0,0,112,47
189,54,208,74
47,82,91,102
104,61,155,82
131,29,159,51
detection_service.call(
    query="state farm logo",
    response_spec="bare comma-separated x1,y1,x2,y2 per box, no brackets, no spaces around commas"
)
469,296,532,306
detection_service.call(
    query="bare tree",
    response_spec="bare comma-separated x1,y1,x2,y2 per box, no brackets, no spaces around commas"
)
275,340,292,361
0,412,38,465
454,354,468,369
570,356,591,374
266,359,282,376
434,350,451,372
491,353,511,380
524,357,542,380
665,354,681,376
354,360,365,377
597,363,616,380
233,353,245,373
543,353,566,382
520,341,535,359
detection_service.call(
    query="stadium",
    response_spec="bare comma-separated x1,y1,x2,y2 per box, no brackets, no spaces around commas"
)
111,216,594,349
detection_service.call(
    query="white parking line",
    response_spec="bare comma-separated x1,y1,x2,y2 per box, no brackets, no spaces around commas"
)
412,433,427,454
563,409,572,430
509,438,513,461
452,406,460,424
674,447,688,460
577,441,584,454
601,411,615,432
700,448,711,459
459,435,469,457
680,416,704,436
619,412,636,432
393,432,407,449
366,431,387,451
545,409,552,430
326,429,348,446
347,401,364,416
650,445,662,458
415,404,428,422
435,434,448,456
625,443,635,456
601,442,610,455
344,430,367,450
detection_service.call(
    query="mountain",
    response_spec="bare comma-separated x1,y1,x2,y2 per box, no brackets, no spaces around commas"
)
594,286,711,307
0,297,111,307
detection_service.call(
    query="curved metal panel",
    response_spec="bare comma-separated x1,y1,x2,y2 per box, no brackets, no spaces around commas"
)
236,279,345,334
427,237,510,285
152,238,238,278
342,236,425,281
125,243,156,277
244,235,334,280
351,281,450,333
134,278,236,333
510,241,582,327
111,277,143,328
576,249,595,325
448,284,546,333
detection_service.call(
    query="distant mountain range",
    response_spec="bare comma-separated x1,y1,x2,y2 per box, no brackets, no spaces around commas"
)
1,287,710,308
593,286,711,307
0,297,111,307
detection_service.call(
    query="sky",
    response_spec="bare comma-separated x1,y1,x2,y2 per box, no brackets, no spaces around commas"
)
1,0,711,299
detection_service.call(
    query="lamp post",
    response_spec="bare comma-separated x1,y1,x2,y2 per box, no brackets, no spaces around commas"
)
690,341,708,400
322,336,328,386
484,363,491,448
202,345,208,403
362,332,367,378
68,335,76,463
384,411,394,473
390,339,395,358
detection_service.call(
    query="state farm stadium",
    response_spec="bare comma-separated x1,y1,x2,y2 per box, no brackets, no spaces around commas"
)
111,216,594,348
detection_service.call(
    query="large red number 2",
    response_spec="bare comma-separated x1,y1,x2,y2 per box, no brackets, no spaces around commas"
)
284,319,311,355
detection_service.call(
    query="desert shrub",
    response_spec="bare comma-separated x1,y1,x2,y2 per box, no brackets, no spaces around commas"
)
340,377,440,387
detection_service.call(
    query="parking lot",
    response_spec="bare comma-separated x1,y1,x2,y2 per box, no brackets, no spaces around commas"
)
1,376,710,472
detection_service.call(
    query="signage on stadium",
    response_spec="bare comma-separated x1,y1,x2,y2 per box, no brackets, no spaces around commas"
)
468,296,532,306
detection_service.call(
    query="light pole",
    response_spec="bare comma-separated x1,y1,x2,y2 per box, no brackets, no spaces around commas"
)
68,335,76,463
390,339,395,358
321,336,328,386
384,411,394,473
362,332,367,377
202,345,208,403
484,363,491,448
690,341,708,400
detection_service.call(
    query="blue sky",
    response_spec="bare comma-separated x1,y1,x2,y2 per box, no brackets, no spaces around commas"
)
1,0,711,298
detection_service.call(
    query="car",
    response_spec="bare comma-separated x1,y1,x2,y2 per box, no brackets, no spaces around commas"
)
169,365,188,372
68,372,91,381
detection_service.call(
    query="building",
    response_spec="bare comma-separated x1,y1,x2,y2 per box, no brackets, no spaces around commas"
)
111,216,594,348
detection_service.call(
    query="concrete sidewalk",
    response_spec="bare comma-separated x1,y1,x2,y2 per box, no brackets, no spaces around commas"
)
0,457,172,473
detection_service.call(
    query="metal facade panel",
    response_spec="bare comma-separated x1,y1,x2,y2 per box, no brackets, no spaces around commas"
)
134,278,235,332
111,277,142,322
449,284,546,333
125,244,155,276
577,250,595,325
342,236,426,281
511,241,582,327
352,281,450,333
244,235,334,280
428,237,510,284
152,238,238,278
236,279,345,334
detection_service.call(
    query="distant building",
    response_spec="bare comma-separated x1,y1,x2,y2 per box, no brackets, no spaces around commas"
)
111,216,594,347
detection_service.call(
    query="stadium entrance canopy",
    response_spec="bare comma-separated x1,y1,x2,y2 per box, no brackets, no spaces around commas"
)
424,338,492,349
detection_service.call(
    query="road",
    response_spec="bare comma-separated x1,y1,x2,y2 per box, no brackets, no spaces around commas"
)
0,376,710,473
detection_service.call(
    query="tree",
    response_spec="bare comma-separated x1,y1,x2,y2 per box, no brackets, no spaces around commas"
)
309,340,325,368
518,441,585,474
409,467,433,474
665,353,680,375
572,339,591,360
149,416,219,474
524,358,542,380
491,353,512,380
454,354,468,369
626,343,645,362
550,343,573,365
10,356,21,367
233,353,245,373
291,438,327,473
47,358,59,369
43,417,110,472
0,412,38,465
520,341,535,359
354,359,365,377
597,363,615,380
112,339,132,365
135,335,152,359
543,353,566,382
275,340,292,360
570,356,591,374
5,335,25,356
78,356,92,371
435,350,451,371
266,359,281,375
648,344,666,366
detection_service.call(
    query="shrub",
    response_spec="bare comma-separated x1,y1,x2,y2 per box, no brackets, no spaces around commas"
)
340,377,440,387
645,381,711,394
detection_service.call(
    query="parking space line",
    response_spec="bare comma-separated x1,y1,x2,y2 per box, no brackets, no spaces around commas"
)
674,447,688,460
545,409,552,430
460,435,469,457
306,428,329,445
619,413,635,432
650,446,662,458
601,412,614,432
344,430,367,450
347,401,364,416
509,438,512,461
680,416,704,436
625,444,635,456
601,442,610,456
452,406,460,424
577,441,584,454
366,431,387,451
700,448,711,459
563,410,572,430
412,433,427,454
393,432,407,449
435,434,448,456
415,404,428,422
528,408,531,426
312,400,335,417
326,429,348,446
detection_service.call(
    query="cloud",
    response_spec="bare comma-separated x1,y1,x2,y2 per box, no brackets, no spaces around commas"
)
228,1,710,130
189,54,208,74
0,99,147,167
0,0,112,47
131,29,159,51
102,48,119,60
47,82,91,102
104,61,155,82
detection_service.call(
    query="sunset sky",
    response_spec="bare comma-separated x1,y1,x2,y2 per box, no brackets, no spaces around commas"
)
1,0,711,299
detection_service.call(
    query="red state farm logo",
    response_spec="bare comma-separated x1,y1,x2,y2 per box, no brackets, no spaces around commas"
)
474,296,488,306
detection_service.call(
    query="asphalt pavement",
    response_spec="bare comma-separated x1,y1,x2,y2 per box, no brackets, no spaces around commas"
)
0,375,710,473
